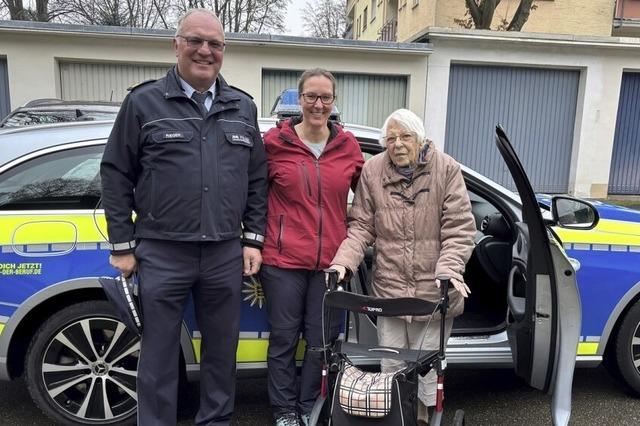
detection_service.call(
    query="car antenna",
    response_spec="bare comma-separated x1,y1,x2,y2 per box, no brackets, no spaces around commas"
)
109,90,114,102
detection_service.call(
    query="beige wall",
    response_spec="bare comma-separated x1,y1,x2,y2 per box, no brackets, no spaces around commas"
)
398,0,437,42
0,26,430,118
1,31,175,109
517,0,613,36
353,0,386,41
432,0,615,40
353,0,617,42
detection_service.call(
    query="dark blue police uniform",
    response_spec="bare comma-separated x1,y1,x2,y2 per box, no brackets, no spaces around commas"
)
100,67,267,425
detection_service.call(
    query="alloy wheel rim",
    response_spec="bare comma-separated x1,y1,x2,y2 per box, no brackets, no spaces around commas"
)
41,316,139,422
633,320,640,375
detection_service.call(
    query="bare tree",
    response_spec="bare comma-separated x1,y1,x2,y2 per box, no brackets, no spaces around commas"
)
301,0,345,38
173,0,290,34
0,0,288,32
1,0,56,21
454,0,537,31
53,0,172,28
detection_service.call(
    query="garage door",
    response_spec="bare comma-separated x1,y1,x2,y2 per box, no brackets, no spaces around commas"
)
262,69,407,127
59,62,171,102
445,64,580,193
0,58,10,121
609,72,640,195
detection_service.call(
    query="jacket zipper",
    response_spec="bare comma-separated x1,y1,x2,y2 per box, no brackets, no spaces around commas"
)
277,215,284,253
300,162,313,196
314,158,323,270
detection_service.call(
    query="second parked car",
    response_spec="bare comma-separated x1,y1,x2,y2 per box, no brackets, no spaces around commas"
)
0,98,120,129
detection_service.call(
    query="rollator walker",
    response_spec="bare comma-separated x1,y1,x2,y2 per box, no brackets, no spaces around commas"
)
308,270,465,426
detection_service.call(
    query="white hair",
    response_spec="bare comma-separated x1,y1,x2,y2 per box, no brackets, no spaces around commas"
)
379,108,426,147
175,8,222,37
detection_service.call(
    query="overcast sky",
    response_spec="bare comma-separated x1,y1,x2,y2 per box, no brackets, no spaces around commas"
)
283,0,307,36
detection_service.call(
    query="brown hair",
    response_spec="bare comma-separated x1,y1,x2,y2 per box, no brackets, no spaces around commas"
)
297,68,337,96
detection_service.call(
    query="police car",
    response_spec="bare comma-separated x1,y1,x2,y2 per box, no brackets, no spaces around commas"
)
0,119,634,425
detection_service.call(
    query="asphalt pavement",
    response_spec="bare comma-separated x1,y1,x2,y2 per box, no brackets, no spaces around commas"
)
2,366,639,425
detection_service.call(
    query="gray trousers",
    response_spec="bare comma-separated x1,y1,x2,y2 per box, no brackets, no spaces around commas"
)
377,316,454,421
260,265,340,417
135,238,242,426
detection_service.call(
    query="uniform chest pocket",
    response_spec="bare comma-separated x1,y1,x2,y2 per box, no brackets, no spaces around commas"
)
151,130,193,143
225,132,254,147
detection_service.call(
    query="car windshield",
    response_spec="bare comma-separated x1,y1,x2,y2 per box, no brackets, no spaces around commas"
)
0,110,118,128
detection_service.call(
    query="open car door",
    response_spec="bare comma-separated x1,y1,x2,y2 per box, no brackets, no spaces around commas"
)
495,126,581,426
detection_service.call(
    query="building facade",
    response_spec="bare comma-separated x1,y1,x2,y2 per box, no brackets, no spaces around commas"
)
1,21,640,197
347,0,639,43
0,21,430,127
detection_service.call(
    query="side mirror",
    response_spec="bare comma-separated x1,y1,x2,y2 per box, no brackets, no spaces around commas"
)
551,196,599,230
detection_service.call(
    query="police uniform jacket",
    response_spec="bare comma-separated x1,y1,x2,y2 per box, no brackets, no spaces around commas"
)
100,67,267,254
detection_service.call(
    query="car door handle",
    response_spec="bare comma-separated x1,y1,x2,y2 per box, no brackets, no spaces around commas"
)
507,265,526,322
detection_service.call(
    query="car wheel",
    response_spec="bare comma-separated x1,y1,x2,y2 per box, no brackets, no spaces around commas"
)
25,301,139,425
615,300,640,395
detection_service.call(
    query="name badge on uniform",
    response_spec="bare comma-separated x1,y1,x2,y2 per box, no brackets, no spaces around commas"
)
164,132,185,139
227,133,253,146
151,130,193,143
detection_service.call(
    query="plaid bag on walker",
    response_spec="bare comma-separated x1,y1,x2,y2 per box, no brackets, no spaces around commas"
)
337,364,396,418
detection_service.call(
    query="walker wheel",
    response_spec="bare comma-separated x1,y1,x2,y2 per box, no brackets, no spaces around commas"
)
453,409,465,426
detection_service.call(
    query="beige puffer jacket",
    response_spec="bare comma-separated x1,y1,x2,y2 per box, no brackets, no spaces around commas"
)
331,141,476,320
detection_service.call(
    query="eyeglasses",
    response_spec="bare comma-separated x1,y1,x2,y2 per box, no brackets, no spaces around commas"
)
384,133,415,145
300,93,335,105
177,35,226,52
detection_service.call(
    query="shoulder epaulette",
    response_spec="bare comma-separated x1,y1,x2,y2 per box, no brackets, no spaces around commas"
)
229,85,254,99
127,79,157,92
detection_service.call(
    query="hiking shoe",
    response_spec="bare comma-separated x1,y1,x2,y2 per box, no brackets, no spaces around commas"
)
275,412,301,426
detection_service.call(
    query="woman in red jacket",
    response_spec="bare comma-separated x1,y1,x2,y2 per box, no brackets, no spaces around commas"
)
261,68,364,426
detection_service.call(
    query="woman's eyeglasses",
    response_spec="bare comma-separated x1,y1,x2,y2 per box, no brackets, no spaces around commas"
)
300,93,335,105
384,133,415,145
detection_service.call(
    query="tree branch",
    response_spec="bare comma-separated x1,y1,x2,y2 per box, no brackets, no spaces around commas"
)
507,0,533,31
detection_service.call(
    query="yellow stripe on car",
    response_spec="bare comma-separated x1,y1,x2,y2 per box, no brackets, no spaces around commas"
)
191,338,306,363
191,338,602,362
554,219,640,246
577,342,599,355
0,213,108,246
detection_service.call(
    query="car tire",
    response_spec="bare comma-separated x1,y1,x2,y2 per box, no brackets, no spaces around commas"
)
24,301,139,425
615,300,640,395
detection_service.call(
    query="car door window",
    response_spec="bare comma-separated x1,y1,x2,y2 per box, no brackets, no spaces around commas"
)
0,145,104,210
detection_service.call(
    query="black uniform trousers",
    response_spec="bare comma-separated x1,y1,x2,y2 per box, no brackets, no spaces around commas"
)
135,238,242,426
260,265,340,417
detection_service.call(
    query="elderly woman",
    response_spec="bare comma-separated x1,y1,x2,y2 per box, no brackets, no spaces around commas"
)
330,108,476,425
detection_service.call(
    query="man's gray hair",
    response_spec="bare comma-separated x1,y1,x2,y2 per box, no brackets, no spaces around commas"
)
379,108,426,147
175,8,223,37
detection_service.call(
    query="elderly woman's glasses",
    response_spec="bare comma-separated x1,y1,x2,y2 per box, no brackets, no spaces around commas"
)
177,35,226,52
385,133,414,145
300,93,335,105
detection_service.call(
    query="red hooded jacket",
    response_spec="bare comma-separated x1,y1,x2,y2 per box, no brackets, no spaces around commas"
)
262,117,364,270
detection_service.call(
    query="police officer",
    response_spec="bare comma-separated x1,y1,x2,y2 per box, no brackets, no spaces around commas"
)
100,8,267,426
